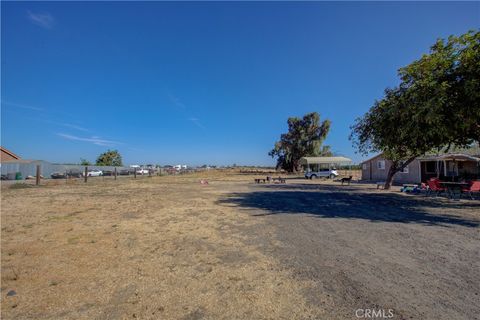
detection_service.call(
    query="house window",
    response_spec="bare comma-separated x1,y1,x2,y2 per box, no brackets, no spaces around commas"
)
400,161,409,174
377,160,385,170
362,163,367,170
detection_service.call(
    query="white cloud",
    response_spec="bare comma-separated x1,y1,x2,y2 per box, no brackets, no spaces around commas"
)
167,93,207,130
1,100,44,111
57,133,122,147
59,123,90,132
168,94,186,110
27,11,54,29
188,117,206,130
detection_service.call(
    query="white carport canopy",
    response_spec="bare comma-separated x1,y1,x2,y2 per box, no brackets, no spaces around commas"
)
299,156,353,166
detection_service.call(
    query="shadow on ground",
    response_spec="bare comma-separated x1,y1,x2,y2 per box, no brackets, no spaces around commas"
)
217,184,480,228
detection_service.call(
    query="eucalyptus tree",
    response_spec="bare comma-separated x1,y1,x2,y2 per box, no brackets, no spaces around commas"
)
96,150,123,166
269,112,331,172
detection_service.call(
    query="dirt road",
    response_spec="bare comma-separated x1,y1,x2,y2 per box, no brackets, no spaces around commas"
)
219,181,480,320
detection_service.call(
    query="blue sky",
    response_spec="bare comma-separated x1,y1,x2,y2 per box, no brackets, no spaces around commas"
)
2,2,479,166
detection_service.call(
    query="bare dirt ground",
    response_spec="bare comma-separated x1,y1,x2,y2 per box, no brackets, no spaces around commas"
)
1,171,479,319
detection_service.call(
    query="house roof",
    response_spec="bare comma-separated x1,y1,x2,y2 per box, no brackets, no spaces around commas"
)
0,146,20,160
422,143,480,157
299,156,352,165
359,144,480,164
419,153,480,162
359,153,384,165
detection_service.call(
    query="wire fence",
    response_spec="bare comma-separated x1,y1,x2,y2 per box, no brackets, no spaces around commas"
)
0,160,188,185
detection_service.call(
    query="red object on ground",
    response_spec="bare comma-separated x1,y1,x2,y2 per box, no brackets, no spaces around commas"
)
461,180,480,193
427,178,446,192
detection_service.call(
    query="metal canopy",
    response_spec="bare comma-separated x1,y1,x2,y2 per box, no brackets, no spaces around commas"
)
299,156,353,165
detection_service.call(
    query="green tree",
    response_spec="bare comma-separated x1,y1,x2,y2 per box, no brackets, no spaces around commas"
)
319,145,333,157
96,150,123,166
351,30,480,189
80,158,91,166
269,112,331,172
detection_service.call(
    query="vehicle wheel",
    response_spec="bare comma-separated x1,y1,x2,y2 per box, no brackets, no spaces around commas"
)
311,175,317,179
329,174,335,179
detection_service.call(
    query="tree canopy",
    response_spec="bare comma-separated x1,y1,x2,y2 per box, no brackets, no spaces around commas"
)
80,158,91,166
96,150,123,166
351,30,480,188
269,112,331,172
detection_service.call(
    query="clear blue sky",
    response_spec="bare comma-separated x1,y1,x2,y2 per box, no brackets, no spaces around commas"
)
2,2,479,166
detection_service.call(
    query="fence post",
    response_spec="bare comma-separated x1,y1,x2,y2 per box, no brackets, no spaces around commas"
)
134,169,137,179
36,165,41,186
84,166,88,183
114,167,117,180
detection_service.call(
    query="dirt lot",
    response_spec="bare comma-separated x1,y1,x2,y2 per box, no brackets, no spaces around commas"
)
1,171,479,319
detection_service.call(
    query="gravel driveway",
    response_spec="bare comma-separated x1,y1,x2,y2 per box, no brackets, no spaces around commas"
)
219,180,480,320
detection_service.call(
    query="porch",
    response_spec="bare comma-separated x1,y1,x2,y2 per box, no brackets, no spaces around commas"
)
420,154,480,182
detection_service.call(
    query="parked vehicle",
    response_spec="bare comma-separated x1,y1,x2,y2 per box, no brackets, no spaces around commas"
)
305,168,338,179
136,169,149,175
66,169,83,178
87,169,103,177
119,169,131,175
102,170,113,176
51,172,67,179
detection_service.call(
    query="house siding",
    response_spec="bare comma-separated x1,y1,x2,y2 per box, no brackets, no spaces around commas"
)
361,156,421,184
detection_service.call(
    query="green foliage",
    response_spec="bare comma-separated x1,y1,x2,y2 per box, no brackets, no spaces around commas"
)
351,30,480,188
269,112,331,172
319,145,333,157
96,150,123,166
80,158,91,166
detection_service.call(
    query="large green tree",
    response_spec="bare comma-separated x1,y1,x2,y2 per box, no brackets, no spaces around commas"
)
351,30,480,189
269,112,331,172
96,150,123,166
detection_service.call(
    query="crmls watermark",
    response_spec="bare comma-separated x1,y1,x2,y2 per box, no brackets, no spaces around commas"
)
355,309,394,318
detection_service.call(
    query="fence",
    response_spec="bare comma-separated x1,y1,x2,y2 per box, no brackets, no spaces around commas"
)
0,160,132,180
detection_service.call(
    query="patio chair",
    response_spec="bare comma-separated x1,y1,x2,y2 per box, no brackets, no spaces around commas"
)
426,178,446,197
461,181,480,200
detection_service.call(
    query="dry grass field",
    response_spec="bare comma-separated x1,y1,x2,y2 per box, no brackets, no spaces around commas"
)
1,170,479,319
1,172,326,320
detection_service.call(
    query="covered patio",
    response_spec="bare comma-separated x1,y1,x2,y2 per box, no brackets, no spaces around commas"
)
420,153,480,182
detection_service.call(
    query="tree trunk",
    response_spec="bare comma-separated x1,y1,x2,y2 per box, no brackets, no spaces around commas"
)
384,156,417,190
384,166,398,190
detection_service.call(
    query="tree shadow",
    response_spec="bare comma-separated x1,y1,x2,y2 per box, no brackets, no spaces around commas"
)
217,184,480,228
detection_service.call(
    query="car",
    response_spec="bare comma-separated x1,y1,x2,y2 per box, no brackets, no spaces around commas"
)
118,169,131,176
102,170,113,176
87,169,103,177
51,172,67,179
136,169,149,175
66,169,83,178
305,168,338,179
